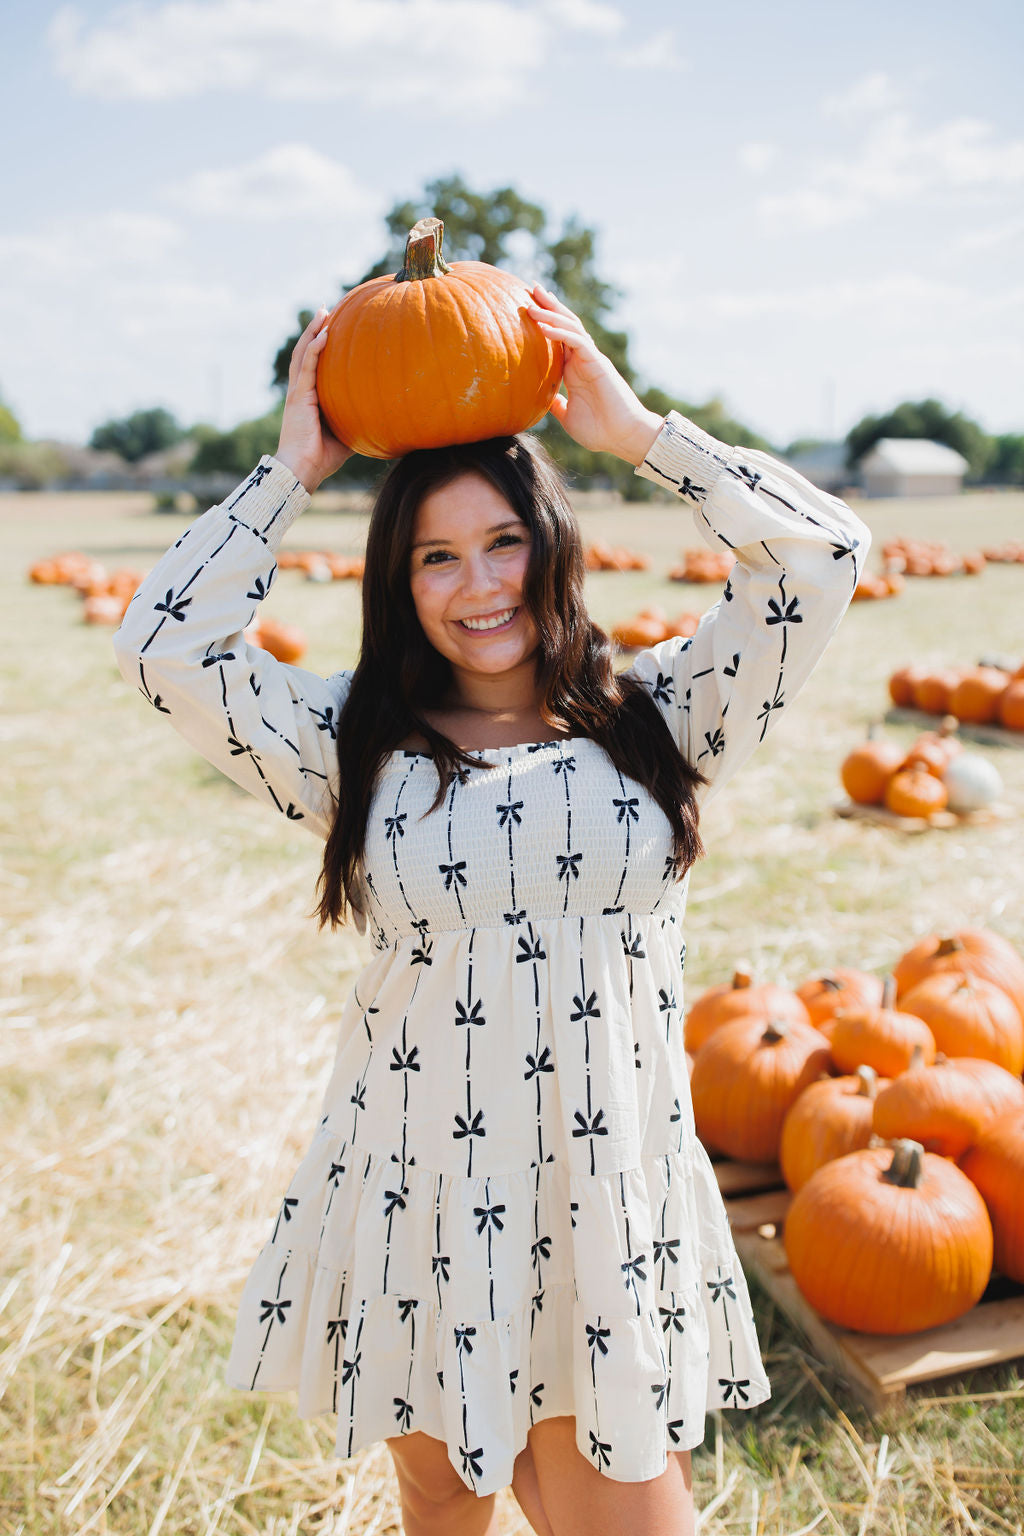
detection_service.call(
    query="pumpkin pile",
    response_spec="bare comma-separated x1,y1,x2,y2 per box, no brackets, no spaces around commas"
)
889,661,1024,732
28,550,144,625
277,549,365,581
851,569,904,601
243,618,308,665
981,540,1024,564
882,536,986,577
611,606,700,649
687,927,1024,1333
839,722,1003,820
584,541,650,572
668,547,735,584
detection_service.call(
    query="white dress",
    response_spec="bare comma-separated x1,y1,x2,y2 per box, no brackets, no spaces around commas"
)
113,412,869,1496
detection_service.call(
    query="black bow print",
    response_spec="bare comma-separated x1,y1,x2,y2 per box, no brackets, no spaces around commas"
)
588,1431,612,1468
651,1380,668,1410
573,1108,608,1140
650,674,674,705
766,593,802,625
341,1352,361,1384
246,575,269,602
350,1086,366,1111
620,1254,648,1285
658,989,676,1014
201,648,235,668
623,934,646,960
496,801,523,827
668,1419,686,1444
398,1298,418,1323
703,727,726,758
411,940,433,966
504,908,527,926
555,852,582,882
531,1236,552,1267
653,1239,680,1268
326,1317,347,1343
524,1047,554,1080
659,1304,687,1334
719,1377,751,1405
516,934,546,963
390,1045,421,1073
383,1187,408,1216
707,1276,737,1303
474,1202,506,1234
585,1323,611,1357
384,813,406,840
393,1397,413,1430
454,999,486,1027
327,1157,346,1186
530,1383,545,1407
612,797,640,823
509,1368,519,1394
677,475,706,502
730,463,762,492
432,1254,450,1281
154,588,191,622
552,756,576,776
570,991,600,1022
455,1325,476,1355
259,1297,291,1325
460,1445,484,1478
227,733,255,758
312,704,337,737
453,1110,486,1140
438,860,467,890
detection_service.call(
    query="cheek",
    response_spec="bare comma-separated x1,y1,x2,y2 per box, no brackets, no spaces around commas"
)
409,573,447,639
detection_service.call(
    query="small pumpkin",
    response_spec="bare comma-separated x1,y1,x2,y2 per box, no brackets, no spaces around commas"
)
317,217,562,458
960,1112,1024,1282
840,732,904,805
779,1065,882,1191
950,1056,1024,1119
948,667,1010,725
830,976,936,1077
784,1140,993,1334
997,680,1024,732
893,929,1024,1021
883,766,948,819
899,972,1024,1075
795,969,884,1037
872,1050,999,1158
888,665,927,708
690,1017,831,1163
913,669,963,716
247,619,307,665
684,964,812,1054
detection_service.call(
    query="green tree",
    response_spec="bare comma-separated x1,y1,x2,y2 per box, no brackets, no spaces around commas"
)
986,433,1024,486
0,391,22,445
90,406,186,463
191,406,284,479
845,399,993,479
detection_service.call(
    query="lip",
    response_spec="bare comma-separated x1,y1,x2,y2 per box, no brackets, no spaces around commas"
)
456,606,519,634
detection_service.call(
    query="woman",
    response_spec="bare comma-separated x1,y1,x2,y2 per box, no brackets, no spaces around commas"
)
114,289,869,1536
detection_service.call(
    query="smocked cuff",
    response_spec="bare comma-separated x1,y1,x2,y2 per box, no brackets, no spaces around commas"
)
220,456,312,548
634,411,732,507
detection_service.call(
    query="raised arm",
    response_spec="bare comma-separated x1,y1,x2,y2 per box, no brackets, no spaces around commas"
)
526,286,871,802
626,413,869,801
113,311,356,837
112,458,351,836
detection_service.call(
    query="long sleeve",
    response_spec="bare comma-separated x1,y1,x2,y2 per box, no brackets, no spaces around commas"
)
627,412,870,805
112,456,351,839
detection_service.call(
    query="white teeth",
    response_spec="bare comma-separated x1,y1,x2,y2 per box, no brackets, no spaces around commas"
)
460,608,516,631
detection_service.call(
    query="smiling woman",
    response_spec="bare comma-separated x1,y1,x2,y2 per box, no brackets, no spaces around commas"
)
112,290,870,1536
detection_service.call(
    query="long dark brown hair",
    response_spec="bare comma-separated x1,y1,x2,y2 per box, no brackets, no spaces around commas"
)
316,434,705,928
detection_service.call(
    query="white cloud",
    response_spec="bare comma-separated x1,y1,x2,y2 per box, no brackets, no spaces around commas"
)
759,95,1024,229
617,27,684,70
737,142,777,174
0,212,183,280
48,0,625,112
822,70,902,120
166,144,382,221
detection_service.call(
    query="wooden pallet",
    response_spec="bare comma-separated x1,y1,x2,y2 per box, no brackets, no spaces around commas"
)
832,797,1014,833
713,1156,1024,1413
885,706,1024,750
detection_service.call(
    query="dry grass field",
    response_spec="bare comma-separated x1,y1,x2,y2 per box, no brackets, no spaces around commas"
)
2,481,1024,1535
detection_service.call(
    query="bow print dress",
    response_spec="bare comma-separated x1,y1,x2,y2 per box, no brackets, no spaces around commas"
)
113,411,869,1497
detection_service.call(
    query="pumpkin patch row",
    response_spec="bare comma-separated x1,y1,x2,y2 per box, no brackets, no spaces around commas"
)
851,571,904,601
685,928,1024,1333
668,548,735,584
611,606,700,648
840,723,1003,819
276,550,365,581
28,551,144,625
881,536,987,577
584,541,650,572
889,661,1024,730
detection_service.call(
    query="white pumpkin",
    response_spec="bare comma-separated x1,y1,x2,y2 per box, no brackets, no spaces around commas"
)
943,752,1003,812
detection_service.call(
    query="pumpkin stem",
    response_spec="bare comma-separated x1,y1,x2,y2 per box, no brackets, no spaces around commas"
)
762,1019,789,1044
398,217,451,282
936,936,965,957
908,1044,927,1070
732,963,753,990
821,975,844,994
856,1064,878,1098
881,1139,925,1189
881,975,897,1010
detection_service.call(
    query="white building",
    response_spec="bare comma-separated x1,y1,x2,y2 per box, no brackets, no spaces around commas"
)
859,438,969,498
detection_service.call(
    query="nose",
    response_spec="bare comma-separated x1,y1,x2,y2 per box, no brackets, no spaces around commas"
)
459,550,503,603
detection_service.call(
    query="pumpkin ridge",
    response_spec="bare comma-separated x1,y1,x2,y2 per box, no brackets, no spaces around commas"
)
455,267,519,430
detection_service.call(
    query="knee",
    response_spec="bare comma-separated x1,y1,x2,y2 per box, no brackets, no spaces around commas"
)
387,1436,480,1522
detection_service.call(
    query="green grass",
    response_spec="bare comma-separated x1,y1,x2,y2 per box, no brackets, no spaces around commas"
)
2,486,1023,1535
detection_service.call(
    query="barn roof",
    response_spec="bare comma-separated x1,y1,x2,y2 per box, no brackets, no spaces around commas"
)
860,438,969,474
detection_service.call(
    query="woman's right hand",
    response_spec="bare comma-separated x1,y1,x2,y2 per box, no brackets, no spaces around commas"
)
275,309,352,493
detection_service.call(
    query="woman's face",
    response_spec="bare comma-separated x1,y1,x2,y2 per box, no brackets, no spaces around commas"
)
408,471,539,683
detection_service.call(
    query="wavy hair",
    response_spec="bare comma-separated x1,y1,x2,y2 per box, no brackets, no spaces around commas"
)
316,434,705,928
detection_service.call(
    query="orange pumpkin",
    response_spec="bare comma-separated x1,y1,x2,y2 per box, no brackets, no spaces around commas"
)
840,734,905,805
611,615,668,648
948,667,1010,725
913,670,963,716
893,929,1024,1021
998,680,1024,732
779,1065,882,1191
872,1051,999,1158
784,1140,992,1334
795,969,884,1036
949,1056,1024,1119
884,767,948,818
899,972,1024,1075
684,965,811,1054
247,619,307,665
690,1017,831,1163
830,976,936,1077
961,1112,1024,1282
317,217,562,458
888,666,926,707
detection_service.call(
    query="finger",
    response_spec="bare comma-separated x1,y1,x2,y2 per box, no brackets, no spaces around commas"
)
546,392,568,423
527,300,586,337
529,319,599,355
289,307,330,384
532,284,582,323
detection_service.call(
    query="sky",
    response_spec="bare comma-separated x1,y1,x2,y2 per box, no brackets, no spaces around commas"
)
2,0,1022,450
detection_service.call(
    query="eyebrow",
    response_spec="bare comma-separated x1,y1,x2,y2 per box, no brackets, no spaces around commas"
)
411,519,524,550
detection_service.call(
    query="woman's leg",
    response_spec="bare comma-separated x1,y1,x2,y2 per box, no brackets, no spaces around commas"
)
510,1441,557,1536
524,1416,694,1536
385,1432,501,1536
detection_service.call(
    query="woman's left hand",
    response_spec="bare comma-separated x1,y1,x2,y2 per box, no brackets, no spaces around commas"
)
275,308,353,493
527,286,663,465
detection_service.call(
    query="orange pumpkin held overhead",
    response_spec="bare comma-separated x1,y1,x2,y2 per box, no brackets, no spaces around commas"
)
316,217,563,459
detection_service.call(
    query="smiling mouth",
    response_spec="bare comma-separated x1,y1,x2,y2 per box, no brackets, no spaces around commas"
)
458,607,518,632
